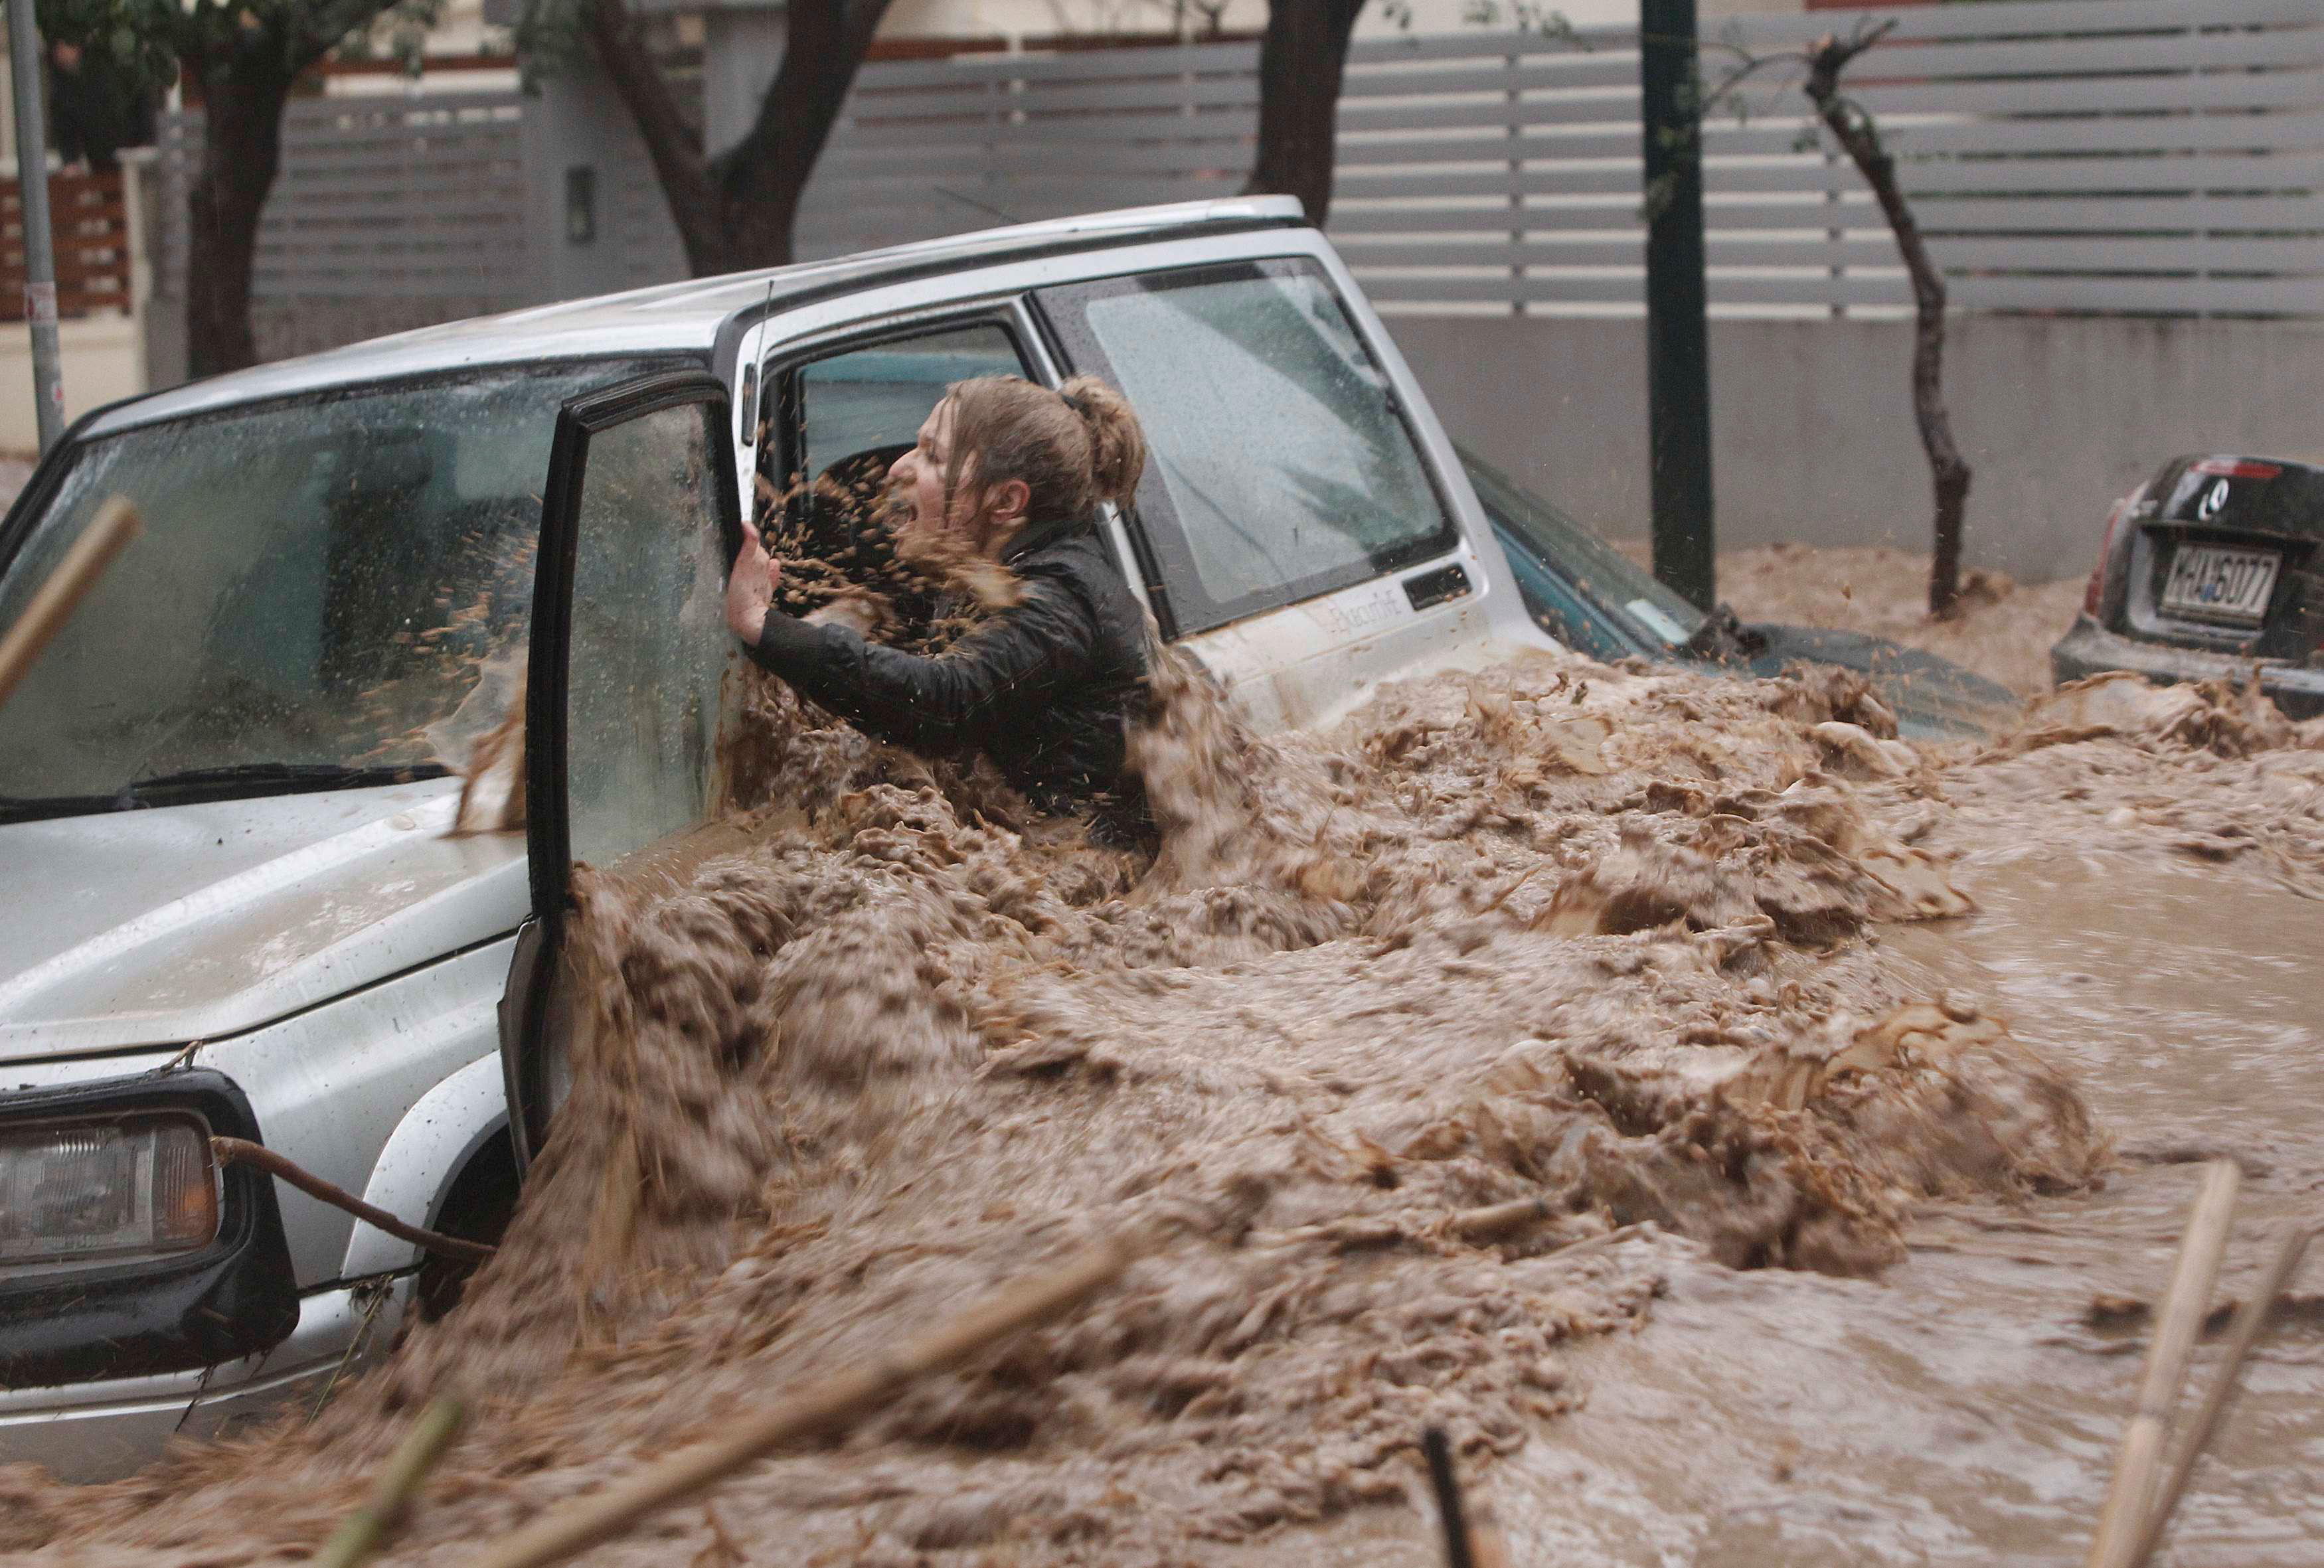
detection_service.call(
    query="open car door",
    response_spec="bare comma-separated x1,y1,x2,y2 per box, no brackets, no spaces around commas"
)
500,370,742,1171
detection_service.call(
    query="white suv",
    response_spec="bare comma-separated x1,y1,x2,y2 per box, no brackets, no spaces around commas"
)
0,197,1549,1479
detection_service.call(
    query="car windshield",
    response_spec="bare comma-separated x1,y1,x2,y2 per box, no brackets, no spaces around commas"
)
1457,443,1707,649
0,361,655,819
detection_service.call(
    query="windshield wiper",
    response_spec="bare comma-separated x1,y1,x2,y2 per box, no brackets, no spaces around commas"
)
0,762,452,824
0,791,120,824
122,761,451,802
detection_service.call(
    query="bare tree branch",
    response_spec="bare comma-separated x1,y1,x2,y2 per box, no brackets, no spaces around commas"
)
1801,23,1971,618
841,0,892,60
584,0,728,275
1641,15,1967,615
712,0,900,268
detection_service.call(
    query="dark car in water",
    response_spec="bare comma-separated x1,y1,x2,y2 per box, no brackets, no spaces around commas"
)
1461,447,2021,741
2050,454,2324,720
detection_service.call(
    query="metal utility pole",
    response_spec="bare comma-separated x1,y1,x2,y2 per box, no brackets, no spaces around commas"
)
6,0,62,453
1639,0,1714,610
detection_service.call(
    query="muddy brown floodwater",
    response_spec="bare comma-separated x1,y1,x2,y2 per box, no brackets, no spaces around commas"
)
5,649,2319,1568
1420,694,2324,1568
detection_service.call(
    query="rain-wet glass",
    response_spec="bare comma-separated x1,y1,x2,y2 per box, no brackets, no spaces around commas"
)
795,323,1025,487
1047,260,1456,633
0,362,658,813
562,400,730,870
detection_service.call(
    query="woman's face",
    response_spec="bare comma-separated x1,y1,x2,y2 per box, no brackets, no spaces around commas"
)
888,398,968,540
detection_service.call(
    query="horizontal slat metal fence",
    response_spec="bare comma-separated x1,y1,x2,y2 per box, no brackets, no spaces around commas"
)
159,92,533,304
794,40,1260,258
1330,0,2323,315
802,0,2322,317
156,0,2321,323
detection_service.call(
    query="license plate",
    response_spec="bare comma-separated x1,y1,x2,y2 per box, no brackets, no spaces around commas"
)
2160,543,2279,623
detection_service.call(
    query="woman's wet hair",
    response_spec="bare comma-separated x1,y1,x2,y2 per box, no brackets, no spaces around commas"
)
941,374,1147,524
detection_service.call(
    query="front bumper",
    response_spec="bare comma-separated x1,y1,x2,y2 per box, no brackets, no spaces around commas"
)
0,1276,410,1482
2051,615,2324,721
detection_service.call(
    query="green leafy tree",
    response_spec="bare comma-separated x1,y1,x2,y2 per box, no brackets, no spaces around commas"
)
517,0,895,277
37,0,436,377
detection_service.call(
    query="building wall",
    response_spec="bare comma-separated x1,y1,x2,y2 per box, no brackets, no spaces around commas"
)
1392,313,2324,584
0,314,143,452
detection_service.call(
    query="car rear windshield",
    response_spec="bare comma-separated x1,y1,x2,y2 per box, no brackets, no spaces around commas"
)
0,360,664,819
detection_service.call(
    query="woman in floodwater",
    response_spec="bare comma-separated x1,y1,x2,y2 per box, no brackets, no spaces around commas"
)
724,374,1155,838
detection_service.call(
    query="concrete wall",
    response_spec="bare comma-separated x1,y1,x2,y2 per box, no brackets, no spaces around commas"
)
1390,313,2324,585
0,315,145,453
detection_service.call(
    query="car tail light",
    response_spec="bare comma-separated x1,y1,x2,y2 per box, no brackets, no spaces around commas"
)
2191,457,2282,481
2082,495,2131,616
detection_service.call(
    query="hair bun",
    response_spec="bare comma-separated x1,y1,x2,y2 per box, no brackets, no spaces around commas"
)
1058,376,1147,510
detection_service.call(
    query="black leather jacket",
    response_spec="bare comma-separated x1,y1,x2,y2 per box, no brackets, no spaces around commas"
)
745,518,1153,830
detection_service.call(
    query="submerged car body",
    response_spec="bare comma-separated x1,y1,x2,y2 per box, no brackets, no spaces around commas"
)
1463,449,2021,740
2052,453,2324,720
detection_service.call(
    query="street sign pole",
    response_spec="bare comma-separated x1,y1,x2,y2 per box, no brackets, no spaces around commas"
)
1639,0,1714,610
6,0,63,452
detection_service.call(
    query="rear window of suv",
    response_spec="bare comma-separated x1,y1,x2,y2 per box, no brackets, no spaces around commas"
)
1039,258,1457,635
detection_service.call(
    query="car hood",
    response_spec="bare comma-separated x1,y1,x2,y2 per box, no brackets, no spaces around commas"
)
0,779,527,1063
1732,623,2024,741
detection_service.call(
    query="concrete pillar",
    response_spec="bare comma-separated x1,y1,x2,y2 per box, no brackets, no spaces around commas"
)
523,60,688,300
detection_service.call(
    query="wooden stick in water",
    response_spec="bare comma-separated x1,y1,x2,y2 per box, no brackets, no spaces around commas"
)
214,1137,497,1265
463,1231,1137,1568
1450,1195,1558,1242
1422,1427,1478,1568
2085,1159,2240,1568
2127,1223,2315,1567
312,1397,467,1568
0,495,140,710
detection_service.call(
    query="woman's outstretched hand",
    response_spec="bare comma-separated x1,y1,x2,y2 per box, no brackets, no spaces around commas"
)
725,522,783,644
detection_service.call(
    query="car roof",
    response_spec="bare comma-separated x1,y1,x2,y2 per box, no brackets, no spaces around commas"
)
89,196,1307,437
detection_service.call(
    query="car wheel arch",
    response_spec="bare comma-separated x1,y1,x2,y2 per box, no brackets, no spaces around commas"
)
339,1052,511,1282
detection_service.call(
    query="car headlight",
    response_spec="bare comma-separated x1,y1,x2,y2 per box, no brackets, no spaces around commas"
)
0,1115,218,1269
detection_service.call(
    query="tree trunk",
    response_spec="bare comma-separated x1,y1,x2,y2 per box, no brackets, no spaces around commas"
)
183,55,295,378
1244,0,1367,225
1804,34,1971,619
715,0,894,270
585,0,733,275
590,0,893,277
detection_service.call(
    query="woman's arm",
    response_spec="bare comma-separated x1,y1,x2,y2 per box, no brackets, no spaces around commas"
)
735,542,1100,754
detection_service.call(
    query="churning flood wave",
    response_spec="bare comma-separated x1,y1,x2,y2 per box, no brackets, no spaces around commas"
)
7,650,2320,1567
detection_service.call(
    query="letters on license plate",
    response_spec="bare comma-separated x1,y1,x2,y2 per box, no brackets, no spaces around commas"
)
2160,544,2279,623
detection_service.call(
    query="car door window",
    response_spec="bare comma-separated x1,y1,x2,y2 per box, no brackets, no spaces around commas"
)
529,373,739,893
562,400,732,868
757,319,1035,619
764,321,1029,505
1038,259,1458,635
509,372,739,1167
